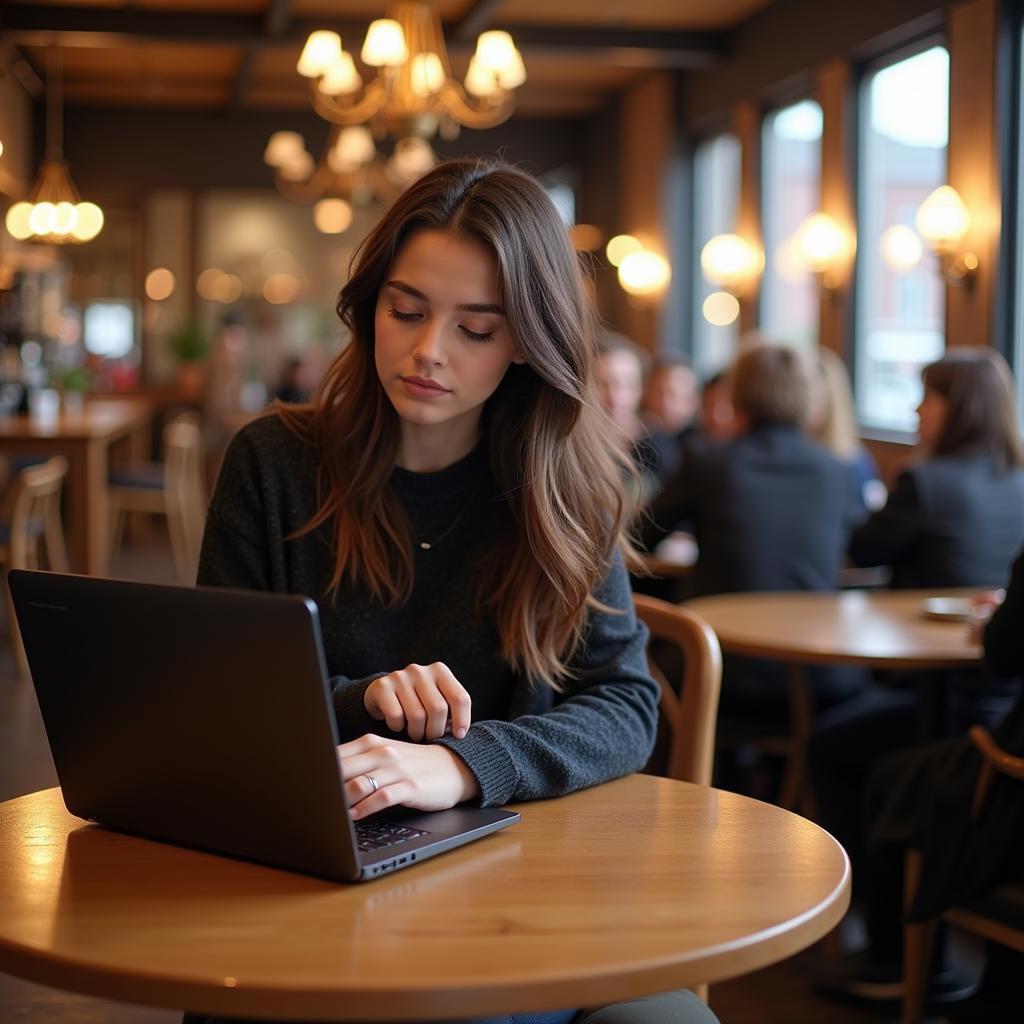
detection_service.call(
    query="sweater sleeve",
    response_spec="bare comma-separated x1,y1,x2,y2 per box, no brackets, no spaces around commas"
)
849,469,922,568
196,426,382,736
434,549,659,806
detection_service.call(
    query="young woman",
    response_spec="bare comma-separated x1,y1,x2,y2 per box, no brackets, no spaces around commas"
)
191,159,717,1024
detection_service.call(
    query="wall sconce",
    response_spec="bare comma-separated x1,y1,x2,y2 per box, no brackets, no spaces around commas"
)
793,212,852,290
699,233,763,293
880,224,923,273
915,185,978,286
606,234,671,297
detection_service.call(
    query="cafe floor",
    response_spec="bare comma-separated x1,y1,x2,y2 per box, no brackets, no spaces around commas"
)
0,530,959,1023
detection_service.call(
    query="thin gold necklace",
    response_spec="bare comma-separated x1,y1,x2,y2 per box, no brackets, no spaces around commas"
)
417,486,479,551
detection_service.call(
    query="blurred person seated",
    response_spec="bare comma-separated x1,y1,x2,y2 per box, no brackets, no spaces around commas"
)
691,369,735,449
593,331,660,501
271,356,312,406
811,348,1024,971
641,345,866,762
808,347,885,516
815,549,1024,1015
641,356,700,483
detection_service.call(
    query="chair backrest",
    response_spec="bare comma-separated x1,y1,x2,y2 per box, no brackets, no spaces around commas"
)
162,414,207,570
969,724,1024,818
7,455,70,572
633,593,722,786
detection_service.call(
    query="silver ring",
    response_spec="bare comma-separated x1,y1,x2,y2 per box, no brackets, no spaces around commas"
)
363,774,379,794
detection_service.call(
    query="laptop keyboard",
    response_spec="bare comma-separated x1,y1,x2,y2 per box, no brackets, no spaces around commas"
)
354,819,429,853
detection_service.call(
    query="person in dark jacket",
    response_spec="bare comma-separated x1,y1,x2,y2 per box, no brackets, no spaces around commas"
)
190,159,716,1024
849,347,1024,589
642,345,865,734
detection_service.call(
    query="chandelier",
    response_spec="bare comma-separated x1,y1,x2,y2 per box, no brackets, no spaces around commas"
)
264,125,437,233
4,50,103,245
296,2,527,139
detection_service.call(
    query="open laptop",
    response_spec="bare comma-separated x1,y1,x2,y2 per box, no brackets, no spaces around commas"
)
8,570,518,882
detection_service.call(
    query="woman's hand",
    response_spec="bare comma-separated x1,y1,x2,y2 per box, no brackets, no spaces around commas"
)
363,662,471,740
338,734,481,819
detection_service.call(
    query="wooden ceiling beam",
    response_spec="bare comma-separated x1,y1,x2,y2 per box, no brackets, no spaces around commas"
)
0,5,726,70
230,0,292,112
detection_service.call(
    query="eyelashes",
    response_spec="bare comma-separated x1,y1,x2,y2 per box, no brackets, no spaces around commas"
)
386,308,495,343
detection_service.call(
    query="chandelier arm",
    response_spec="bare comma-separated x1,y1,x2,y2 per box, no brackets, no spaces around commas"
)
310,79,389,126
436,81,516,129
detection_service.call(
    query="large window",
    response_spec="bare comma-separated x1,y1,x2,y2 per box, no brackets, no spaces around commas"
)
760,99,822,348
692,133,741,376
856,45,949,432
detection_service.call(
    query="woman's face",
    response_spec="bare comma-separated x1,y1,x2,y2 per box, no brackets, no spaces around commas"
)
374,228,523,457
594,350,644,430
916,385,949,448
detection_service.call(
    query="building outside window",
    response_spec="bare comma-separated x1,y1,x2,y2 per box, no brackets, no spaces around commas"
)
856,45,949,433
692,133,741,376
760,99,822,350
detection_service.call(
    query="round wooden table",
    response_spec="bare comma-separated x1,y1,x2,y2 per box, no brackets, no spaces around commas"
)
686,589,982,670
0,775,849,1022
685,589,984,808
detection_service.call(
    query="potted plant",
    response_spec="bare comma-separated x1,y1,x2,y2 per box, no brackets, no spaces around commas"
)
166,318,210,399
57,365,91,415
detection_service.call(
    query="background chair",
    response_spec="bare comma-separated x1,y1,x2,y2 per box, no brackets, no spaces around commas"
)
633,593,722,787
0,456,70,680
901,725,1024,1023
108,412,206,583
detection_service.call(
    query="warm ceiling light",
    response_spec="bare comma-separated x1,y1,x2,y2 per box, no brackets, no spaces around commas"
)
264,273,301,305
605,234,642,267
211,273,243,304
196,268,226,301
618,249,671,296
313,198,354,234
700,233,763,290
263,131,304,167
145,268,176,301
303,3,526,139
880,225,923,272
702,291,740,326
12,50,104,245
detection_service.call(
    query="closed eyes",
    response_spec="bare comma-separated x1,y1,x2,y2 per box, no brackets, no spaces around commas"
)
386,308,495,342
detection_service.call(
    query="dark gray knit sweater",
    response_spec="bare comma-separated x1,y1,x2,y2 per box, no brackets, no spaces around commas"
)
196,414,658,807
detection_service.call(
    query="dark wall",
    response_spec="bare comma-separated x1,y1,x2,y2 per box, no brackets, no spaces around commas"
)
57,107,586,198
683,0,946,127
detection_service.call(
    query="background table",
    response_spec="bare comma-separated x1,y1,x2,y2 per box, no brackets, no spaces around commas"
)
0,775,849,1022
686,589,984,807
0,399,153,575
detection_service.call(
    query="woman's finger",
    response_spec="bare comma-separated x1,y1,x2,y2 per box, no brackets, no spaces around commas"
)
348,778,416,820
395,670,429,741
433,663,472,738
413,669,452,740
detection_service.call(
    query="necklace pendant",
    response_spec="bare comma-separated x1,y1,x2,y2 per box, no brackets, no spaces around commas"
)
419,541,431,550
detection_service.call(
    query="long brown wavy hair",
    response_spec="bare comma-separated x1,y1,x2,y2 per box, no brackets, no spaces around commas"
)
279,159,638,687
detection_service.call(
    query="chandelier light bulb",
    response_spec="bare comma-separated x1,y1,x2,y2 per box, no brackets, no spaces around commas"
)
497,48,527,90
297,31,342,78
464,56,497,98
29,202,57,236
319,52,362,96
278,150,315,182
916,185,970,253
362,20,408,67
880,224,923,272
618,249,671,296
145,268,176,301
263,131,304,167
53,201,78,235
386,137,437,185
410,53,446,97
70,202,103,241
313,198,354,234
5,202,34,240
475,31,517,72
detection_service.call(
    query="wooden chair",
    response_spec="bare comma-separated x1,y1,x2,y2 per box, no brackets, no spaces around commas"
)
108,413,206,583
633,593,722,787
901,725,1024,1023
0,456,70,680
